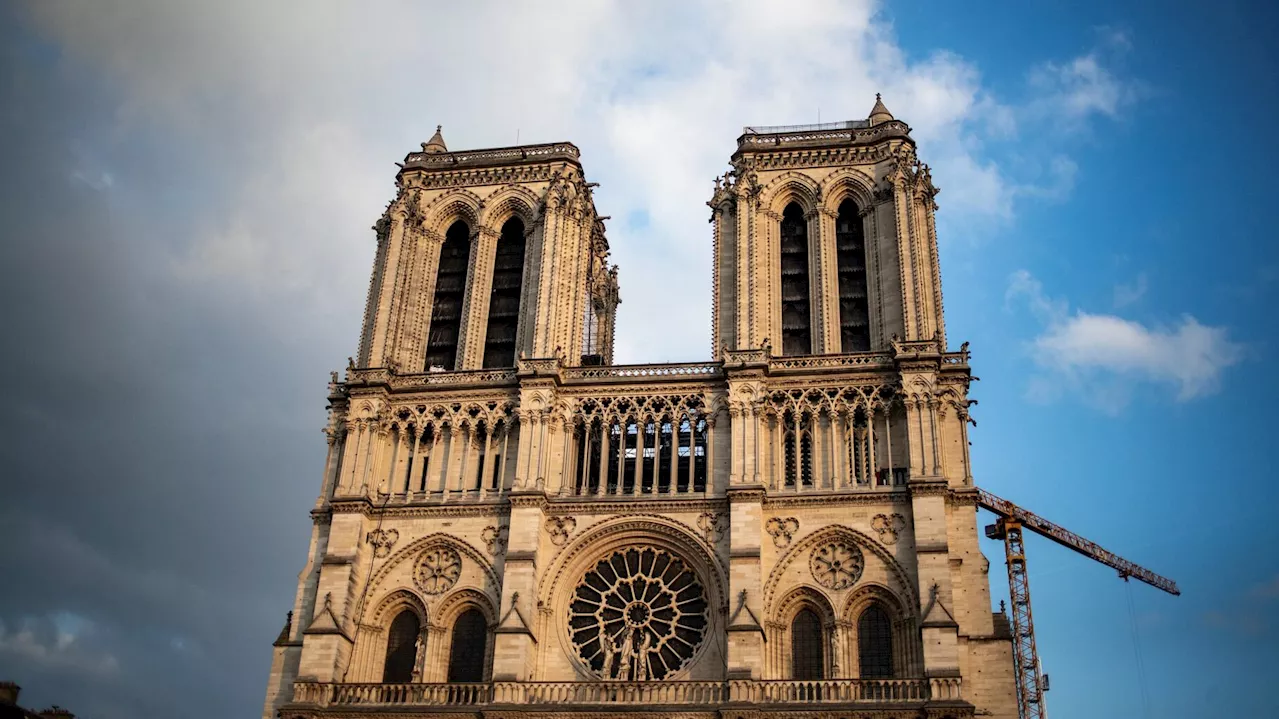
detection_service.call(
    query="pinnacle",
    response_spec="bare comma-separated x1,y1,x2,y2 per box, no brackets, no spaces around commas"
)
868,93,894,125
421,124,448,154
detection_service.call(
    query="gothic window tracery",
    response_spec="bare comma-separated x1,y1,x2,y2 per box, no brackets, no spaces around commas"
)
782,410,813,488
779,202,811,356
569,547,708,680
425,220,470,371
482,217,526,368
835,199,871,352
790,608,825,680
857,604,894,678
382,609,420,683
447,608,488,682
571,396,708,496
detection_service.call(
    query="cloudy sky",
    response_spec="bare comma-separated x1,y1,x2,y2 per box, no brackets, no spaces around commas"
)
0,1,1274,717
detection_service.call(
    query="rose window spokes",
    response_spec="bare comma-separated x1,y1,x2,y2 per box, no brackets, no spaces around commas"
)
414,545,461,595
569,547,708,681
810,541,864,590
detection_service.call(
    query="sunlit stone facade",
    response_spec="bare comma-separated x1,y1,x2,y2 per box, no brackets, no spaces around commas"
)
263,99,1018,719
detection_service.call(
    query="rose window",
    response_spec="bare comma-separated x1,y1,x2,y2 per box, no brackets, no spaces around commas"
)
569,547,708,681
413,545,461,595
810,541,864,590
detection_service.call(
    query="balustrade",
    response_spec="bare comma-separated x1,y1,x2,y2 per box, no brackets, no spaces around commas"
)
290,678,942,708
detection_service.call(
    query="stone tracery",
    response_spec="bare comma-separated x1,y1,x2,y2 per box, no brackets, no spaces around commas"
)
568,546,709,681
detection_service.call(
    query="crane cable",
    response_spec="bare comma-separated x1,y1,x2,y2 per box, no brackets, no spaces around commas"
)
1123,577,1153,719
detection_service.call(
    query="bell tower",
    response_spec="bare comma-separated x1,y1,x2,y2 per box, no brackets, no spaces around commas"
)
357,126,620,372
709,95,945,357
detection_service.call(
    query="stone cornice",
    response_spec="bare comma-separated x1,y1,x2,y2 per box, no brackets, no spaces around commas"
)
762,489,910,509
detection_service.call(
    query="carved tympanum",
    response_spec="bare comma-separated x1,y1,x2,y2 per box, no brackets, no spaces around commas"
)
810,541,864,590
569,547,708,681
413,545,461,595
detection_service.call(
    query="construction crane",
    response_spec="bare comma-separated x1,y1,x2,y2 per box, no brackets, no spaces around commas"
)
976,487,1180,719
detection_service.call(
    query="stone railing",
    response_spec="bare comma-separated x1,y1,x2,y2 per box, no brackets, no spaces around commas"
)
562,362,721,381
729,678,931,703
403,142,580,169
492,680,726,704
290,678,943,708
388,367,518,389
768,352,894,371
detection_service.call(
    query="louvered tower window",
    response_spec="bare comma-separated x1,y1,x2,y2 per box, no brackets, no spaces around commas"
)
482,217,526,368
779,202,811,356
858,604,894,678
835,199,871,351
791,608,825,680
447,608,488,682
425,221,470,370
381,610,420,683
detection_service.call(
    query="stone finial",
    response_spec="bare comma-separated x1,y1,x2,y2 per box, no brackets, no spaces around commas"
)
868,93,894,125
421,125,448,154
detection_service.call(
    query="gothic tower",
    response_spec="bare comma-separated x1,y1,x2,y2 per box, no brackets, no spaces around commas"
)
263,100,1017,719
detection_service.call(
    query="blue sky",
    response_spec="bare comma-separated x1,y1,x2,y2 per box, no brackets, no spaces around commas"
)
0,1,1274,717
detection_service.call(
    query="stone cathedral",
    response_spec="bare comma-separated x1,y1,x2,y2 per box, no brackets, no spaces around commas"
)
263,97,1018,719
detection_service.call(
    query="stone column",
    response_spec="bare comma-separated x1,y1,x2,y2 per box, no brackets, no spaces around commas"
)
491,492,543,681
725,487,766,678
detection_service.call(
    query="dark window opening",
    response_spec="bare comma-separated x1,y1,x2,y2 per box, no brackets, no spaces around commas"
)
783,411,813,488
482,217,527,368
836,199,871,352
447,608,487,682
425,221,470,371
382,609,420,683
780,202,811,356
791,608,825,680
858,604,894,678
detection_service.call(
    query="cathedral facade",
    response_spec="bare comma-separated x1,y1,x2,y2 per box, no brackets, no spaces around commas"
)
263,97,1018,719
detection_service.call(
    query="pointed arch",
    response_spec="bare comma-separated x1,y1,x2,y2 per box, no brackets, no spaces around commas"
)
818,167,877,215
780,202,812,356
761,172,822,216
425,220,470,370
481,216,527,368
835,198,871,351
382,609,421,682
764,524,917,614
423,189,483,236
857,603,894,678
480,184,541,229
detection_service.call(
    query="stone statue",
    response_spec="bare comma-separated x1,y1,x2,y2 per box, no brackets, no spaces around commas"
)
619,630,636,681
635,631,652,681
600,634,616,680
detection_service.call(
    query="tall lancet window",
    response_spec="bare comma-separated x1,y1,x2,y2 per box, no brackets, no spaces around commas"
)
791,608,825,680
482,217,526,368
382,609,420,683
779,203,811,356
835,200,871,352
858,604,894,678
425,220,470,371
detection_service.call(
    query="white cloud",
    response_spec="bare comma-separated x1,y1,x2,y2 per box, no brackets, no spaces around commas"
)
1007,270,1243,409
1113,273,1149,308
23,1,1143,364
1027,31,1142,129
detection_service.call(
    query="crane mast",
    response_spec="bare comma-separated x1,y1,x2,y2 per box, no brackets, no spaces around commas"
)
976,487,1180,719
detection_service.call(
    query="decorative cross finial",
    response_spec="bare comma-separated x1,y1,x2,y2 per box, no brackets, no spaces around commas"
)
436,124,442,133
876,92,881,100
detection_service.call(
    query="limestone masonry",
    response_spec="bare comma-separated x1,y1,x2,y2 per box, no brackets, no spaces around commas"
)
263,97,1019,719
